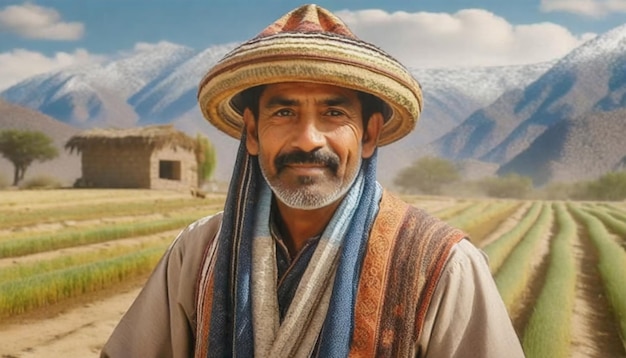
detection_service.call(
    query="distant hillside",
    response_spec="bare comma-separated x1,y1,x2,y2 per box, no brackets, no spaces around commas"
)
498,108,626,185
0,99,80,186
4,23,626,187
0,41,551,185
430,24,626,167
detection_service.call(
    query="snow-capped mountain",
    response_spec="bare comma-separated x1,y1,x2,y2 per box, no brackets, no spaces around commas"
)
0,39,550,183
377,62,555,185
430,23,626,170
498,108,626,185
2,23,625,185
131,43,237,124
1,42,195,129
89,42,196,99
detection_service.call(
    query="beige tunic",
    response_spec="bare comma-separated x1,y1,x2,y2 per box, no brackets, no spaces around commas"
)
101,213,525,358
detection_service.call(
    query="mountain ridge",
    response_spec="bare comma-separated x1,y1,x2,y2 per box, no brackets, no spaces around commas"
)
2,24,625,186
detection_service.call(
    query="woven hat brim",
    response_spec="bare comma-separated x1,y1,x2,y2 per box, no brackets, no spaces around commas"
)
198,33,423,146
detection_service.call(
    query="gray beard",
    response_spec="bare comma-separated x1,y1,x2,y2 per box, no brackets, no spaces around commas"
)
258,154,361,210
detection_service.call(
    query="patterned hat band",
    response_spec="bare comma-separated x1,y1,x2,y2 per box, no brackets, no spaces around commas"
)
197,4,423,146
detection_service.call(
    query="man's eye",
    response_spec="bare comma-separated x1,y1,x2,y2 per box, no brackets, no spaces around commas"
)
275,109,293,117
326,109,344,116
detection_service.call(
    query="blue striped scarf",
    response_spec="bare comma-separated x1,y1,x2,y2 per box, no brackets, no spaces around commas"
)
207,134,381,357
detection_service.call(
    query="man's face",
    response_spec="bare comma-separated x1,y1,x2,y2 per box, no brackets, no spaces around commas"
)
243,82,382,210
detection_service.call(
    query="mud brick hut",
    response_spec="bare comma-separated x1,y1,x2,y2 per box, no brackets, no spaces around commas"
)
65,125,198,190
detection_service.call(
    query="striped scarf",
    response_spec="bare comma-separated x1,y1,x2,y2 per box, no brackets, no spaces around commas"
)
197,134,382,357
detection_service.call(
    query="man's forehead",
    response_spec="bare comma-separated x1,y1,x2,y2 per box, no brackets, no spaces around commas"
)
260,82,359,103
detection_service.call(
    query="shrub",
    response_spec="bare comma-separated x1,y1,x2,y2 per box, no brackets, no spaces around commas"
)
19,175,62,190
195,133,217,185
539,182,580,200
585,171,626,201
479,174,533,199
394,156,460,195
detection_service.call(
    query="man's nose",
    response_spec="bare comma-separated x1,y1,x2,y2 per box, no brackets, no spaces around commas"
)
291,116,324,152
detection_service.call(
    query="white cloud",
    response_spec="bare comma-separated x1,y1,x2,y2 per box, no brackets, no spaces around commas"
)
540,0,626,17
336,8,594,68
0,48,103,90
0,3,84,40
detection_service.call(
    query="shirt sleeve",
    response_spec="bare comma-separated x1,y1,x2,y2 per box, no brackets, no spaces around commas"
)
100,213,223,358
417,239,526,358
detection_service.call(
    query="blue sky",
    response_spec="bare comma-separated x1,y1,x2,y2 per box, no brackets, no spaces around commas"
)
0,0,625,89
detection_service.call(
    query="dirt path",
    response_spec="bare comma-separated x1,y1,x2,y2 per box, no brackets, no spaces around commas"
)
570,222,626,358
0,286,141,358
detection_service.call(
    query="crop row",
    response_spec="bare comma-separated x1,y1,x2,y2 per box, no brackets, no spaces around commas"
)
521,203,577,357
583,206,626,241
0,235,171,284
446,200,521,245
0,246,167,318
493,203,553,314
0,197,223,230
482,202,543,273
0,209,214,258
568,205,626,344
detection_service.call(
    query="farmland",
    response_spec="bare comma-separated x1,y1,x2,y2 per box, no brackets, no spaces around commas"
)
1,189,626,357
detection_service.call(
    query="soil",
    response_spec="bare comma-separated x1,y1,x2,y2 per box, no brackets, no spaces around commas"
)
0,285,142,358
570,221,626,358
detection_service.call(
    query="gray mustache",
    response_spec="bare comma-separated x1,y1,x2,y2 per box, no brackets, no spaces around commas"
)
275,150,340,174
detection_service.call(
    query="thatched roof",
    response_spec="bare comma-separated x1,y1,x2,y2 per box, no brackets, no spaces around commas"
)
65,125,197,153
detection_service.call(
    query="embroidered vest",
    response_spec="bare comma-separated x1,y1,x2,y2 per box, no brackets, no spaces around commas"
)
349,192,465,357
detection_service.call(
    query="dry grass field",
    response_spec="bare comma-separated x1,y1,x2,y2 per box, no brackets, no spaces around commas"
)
0,189,625,357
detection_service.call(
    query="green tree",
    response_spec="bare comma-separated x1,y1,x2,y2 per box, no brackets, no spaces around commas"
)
479,173,533,199
585,171,626,201
0,130,58,186
394,156,460,195
195,133,217,185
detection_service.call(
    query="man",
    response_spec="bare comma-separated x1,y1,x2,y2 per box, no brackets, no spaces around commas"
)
102,4,524,358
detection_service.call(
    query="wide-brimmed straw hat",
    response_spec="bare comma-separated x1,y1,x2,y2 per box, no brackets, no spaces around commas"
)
197,4,423,146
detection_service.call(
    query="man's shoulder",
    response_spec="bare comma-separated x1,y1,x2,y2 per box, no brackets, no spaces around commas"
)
168,211,224,256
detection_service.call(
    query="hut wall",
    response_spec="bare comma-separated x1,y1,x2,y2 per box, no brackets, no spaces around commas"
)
81,145,152,188
149,146,197,190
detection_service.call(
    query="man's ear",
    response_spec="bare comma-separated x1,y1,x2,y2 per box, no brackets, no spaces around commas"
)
362,112,383,158
243,108,259,155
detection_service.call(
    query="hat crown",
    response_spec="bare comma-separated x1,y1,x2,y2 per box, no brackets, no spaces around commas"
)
256,4,356,39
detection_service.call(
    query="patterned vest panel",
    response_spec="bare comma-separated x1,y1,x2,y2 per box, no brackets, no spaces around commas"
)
350,192,466,357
